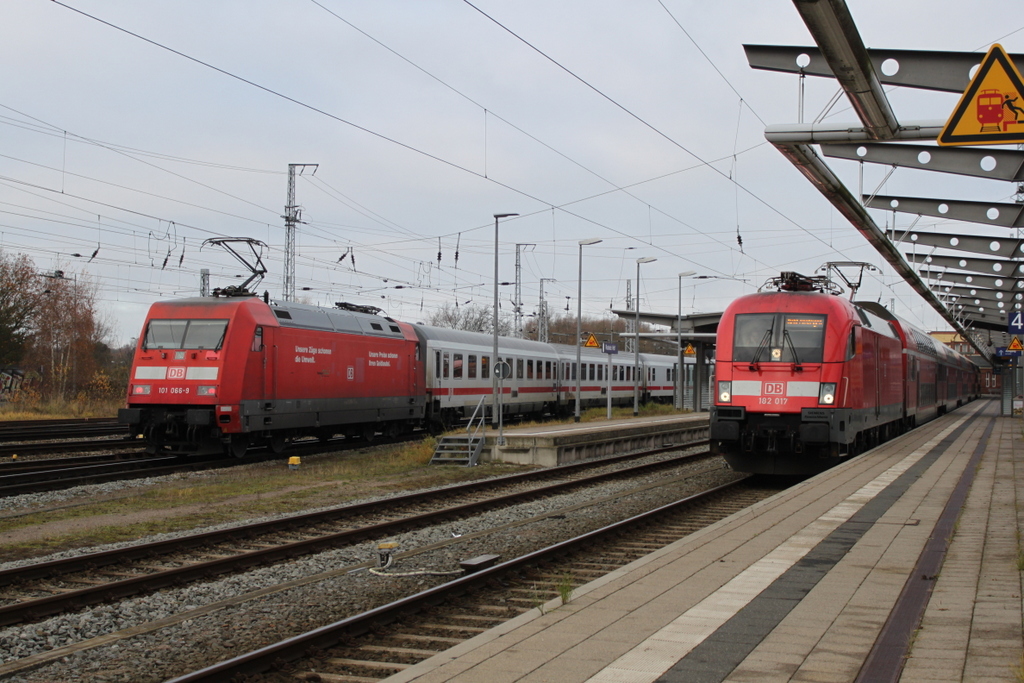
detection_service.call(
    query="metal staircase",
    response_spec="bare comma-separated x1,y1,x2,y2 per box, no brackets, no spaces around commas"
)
429,397,487,466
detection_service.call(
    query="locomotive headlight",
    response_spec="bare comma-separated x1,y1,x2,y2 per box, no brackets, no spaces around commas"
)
131,384,151,395
718,381,732,403
818,382,837,405
197,385,218,397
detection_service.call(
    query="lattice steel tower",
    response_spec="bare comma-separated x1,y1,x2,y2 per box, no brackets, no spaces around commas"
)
283,163,318,301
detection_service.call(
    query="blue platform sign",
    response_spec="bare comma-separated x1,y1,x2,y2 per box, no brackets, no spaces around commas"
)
602,342,618,354
1010,311,1024,335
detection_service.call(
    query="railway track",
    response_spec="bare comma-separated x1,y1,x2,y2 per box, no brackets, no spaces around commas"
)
0,454,251,498
0,443,712,629
167,476,780,683
0,425,417,497
0,418,127,443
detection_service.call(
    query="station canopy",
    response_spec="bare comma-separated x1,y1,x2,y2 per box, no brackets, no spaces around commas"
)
745,1,1024,363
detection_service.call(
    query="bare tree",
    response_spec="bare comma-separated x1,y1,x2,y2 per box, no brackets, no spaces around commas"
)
428,302,513,336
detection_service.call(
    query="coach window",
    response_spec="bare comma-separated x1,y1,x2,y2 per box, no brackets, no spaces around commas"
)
514,358,522,379
597,365,603,381
481,355,490,379
453,353,463,379
527,360,534,379
442,352,450,379
435,351,442,378
251,326,263,352
588,363,594,380
468,355,477,379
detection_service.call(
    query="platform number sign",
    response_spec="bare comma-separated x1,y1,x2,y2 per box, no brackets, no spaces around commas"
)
1010,311,1024,335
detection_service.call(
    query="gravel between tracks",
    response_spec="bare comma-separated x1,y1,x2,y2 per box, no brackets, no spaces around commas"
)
0,449,740,683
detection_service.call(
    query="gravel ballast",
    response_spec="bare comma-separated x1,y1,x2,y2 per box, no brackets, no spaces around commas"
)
1,449,738,683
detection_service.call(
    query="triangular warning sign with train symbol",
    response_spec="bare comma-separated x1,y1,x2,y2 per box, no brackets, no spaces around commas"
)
683,343,696,356
584,333,600,348
938,44,1024,146
1008,336,1024,352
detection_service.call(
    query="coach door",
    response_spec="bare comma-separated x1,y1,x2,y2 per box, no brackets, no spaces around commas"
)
435,350,451,406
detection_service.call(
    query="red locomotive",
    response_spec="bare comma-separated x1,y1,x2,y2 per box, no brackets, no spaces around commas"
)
119,293,679,456
710,272,979,475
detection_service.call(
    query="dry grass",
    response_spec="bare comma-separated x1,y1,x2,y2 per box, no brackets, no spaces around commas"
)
0,397,122,420
0,435,516,562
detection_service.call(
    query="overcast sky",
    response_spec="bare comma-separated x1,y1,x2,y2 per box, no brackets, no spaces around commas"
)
2,0,1021,346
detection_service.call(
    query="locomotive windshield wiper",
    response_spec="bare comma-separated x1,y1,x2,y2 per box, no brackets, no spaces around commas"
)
783,329,803,371
749,328,773,370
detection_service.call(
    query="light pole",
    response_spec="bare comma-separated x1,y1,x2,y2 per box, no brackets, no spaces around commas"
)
677,271,696,410
575,238,603,422
634,257,657,416
493,213,518,428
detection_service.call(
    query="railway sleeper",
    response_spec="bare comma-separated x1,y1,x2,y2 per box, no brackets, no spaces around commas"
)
359,644,439,657
327,657,411,672
387,633,463,646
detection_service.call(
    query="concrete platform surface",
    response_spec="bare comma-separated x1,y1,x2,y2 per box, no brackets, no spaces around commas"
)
486,412,709,466
388,399,1022,682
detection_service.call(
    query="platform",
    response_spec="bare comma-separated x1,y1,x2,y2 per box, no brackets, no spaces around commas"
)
485,413,710,466
390,398,1021,682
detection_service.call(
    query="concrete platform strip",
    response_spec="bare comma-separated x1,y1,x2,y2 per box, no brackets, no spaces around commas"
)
855,415,995,682
586,405,983,683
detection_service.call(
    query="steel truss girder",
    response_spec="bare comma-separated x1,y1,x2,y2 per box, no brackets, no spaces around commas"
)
906,252,1024,278
744,44,1024,94
930,284,1023,306
918,268,1024,291
890,230,1024,259
821,143,1024,182
867,195,1024,228
785,0,897,138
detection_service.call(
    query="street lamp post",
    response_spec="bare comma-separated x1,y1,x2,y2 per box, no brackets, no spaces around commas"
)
493,213,518,430
575,239,603,422
676,271,696,410
634,257,657,416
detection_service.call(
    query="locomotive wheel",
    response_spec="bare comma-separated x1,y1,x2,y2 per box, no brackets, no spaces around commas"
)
362,424,377,442
228,434,249,458
268,434,287,454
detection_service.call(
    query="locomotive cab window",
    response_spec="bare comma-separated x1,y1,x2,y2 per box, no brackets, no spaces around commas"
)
732,313,826,363
144,319,228,351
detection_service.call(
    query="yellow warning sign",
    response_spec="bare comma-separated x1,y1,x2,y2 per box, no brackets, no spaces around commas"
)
938,44,1024,146
683,343,696,356
1009,336,1023,352
584,333,600,348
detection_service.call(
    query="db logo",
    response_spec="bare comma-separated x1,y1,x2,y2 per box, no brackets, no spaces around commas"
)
764,382,784,395
347,366,355,381
167,367,186,380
